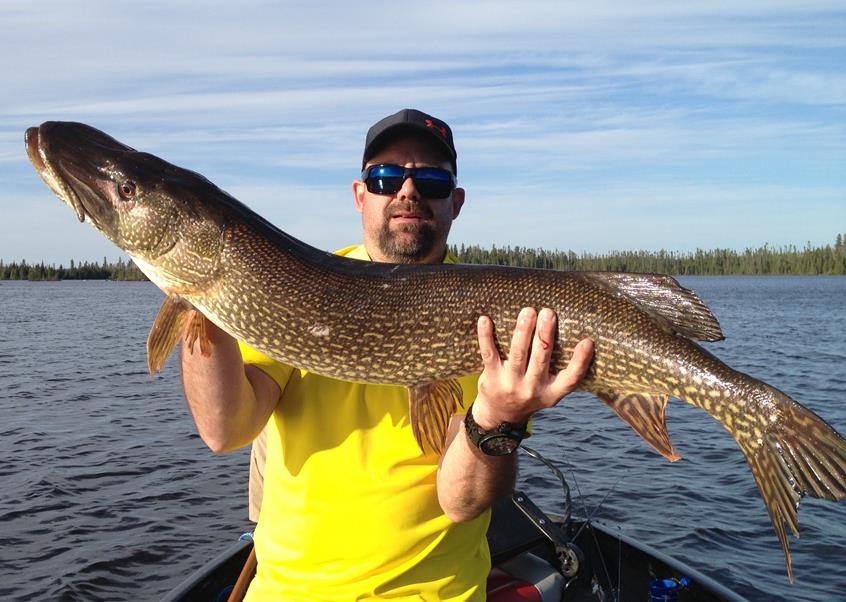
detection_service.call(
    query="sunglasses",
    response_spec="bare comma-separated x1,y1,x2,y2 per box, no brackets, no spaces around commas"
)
361,164,456,199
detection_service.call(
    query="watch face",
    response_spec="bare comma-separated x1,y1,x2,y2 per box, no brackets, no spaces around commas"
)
479,434,520,456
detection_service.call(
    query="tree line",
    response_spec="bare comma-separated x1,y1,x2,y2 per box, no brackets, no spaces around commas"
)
452,233,846,276
0,257,147,281
2,234,845,280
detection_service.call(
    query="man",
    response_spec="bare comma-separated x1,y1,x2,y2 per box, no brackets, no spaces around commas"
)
180,109,594,600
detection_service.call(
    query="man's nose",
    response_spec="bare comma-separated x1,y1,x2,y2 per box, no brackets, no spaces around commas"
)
397,176,421,200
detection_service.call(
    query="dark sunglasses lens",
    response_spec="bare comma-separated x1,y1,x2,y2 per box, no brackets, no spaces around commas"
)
412,168,454,198
366,176,403,195
365,165,405,195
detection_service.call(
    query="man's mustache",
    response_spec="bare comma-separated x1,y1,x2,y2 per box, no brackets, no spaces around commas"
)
385,202,434,220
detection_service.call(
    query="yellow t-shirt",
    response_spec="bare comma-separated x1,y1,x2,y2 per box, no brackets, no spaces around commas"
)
242,245,488,601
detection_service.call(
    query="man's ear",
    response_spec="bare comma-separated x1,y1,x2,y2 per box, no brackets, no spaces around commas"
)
451,187,466,219
352,180,366,213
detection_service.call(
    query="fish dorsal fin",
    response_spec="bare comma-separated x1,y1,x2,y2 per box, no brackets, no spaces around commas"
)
594,388,681,462
147,296,211,374
579,272,724,342
408,379,462,454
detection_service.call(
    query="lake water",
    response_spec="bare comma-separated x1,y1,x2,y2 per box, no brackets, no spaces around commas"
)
0,277,844,601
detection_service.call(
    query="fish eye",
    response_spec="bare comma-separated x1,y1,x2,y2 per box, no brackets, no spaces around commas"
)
118,180,137,199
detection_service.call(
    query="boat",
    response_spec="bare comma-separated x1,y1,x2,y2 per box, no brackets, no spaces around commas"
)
161,447,749,601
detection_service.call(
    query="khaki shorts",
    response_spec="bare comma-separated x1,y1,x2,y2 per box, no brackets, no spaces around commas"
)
248,426,267,523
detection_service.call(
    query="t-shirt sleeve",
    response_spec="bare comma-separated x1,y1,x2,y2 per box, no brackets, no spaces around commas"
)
238,342,295,391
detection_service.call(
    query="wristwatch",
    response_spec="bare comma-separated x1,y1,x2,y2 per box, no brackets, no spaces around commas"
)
464,404,529,456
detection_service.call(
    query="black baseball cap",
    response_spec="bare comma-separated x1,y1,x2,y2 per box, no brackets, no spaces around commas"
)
362,108,457,174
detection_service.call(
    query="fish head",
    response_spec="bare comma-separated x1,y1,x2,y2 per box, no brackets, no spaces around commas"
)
26,121,225,290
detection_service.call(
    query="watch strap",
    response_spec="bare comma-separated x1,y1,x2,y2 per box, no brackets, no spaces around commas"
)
464,403,529,455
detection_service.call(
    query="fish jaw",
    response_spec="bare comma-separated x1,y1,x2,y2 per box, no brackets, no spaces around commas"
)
24,122,135,239
26,126,87,223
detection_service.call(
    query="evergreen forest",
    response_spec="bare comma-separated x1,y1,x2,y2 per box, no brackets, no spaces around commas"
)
2,234,844,281
452,234,846,276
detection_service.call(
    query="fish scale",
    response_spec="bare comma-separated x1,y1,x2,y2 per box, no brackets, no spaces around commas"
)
25,120,846,583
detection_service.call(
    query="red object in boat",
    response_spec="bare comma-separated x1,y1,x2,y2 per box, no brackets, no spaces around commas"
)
486,553,564,602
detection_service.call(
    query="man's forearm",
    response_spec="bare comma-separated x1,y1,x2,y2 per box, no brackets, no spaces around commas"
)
180,319,277,452
436,414,517,523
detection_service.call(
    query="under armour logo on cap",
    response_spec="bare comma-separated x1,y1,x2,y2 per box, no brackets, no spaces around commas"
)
425,119,448,138
363,109,457,173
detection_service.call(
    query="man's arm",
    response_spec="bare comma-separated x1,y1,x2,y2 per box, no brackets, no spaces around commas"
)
181,319,280,453
436,307,594,522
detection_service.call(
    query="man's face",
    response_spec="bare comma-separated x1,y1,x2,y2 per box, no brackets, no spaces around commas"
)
353,135,465,264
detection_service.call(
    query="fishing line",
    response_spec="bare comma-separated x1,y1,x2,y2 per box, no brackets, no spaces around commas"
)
521,445,573,522
572,475,624,601
571,474,623,542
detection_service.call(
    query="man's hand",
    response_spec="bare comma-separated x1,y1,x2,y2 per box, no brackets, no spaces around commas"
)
435,307,593,521
472,307,594,429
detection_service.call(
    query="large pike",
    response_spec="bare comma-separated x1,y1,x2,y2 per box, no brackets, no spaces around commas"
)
26,121,846,581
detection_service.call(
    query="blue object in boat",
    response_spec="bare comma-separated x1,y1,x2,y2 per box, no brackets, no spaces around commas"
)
649,577,689,601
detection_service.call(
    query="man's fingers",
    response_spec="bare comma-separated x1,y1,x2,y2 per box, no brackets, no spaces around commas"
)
506,307,536,374
551,338,594,395
476,315,501,371
527,308,556,378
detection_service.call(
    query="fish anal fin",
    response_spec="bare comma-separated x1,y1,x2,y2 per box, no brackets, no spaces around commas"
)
595,389,680,462
147,295,193,374
408,380,462,454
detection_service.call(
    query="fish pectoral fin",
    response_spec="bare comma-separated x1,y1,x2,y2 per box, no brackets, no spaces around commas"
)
408,380,462,455
147,295,206,374
595,389,680,462
185,308,212,357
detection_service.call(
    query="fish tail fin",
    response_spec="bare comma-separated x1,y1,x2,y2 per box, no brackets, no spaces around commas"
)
408,379,462,454
740,385,846,582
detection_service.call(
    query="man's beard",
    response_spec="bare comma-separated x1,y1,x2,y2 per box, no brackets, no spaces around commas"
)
377,220,438,263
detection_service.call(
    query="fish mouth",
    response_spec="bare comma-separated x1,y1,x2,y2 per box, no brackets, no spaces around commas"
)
25,125,87,223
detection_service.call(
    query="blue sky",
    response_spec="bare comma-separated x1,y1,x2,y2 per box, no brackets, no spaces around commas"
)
2,1,844,265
